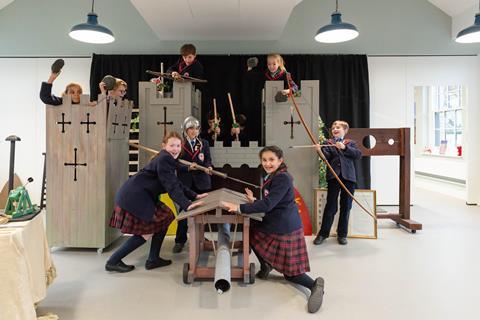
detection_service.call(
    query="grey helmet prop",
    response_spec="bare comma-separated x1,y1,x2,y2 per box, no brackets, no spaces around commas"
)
181,116,201,135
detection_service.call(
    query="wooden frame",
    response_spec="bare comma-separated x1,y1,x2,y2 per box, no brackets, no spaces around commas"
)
314,188,378,239
177,188,261,285
347,128,422,233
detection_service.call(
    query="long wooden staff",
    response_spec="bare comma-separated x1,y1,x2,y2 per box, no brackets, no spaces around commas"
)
146,70,207,83
213,98,218,141
285,84,376,220
129,142,260,189
227,93,239,141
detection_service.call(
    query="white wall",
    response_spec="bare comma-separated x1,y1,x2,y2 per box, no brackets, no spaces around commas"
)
0,57,91,203
368,55,479,205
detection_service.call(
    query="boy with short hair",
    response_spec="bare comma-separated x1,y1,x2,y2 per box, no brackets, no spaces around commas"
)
313,120,362,246
167,43,204,80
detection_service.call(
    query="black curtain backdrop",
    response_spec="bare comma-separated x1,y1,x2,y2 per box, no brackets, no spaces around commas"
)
90,54,370,188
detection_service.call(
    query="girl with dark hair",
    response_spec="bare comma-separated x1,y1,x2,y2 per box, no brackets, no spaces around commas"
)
222,145,325,313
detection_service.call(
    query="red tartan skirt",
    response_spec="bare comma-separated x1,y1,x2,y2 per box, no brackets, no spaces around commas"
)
250,227,310,277
109,203,174,235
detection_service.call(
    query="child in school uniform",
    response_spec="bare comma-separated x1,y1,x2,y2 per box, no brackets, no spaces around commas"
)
173,116,213,253
99,77,128,100
203,111,223,147
167,43,204,80
228,114,249,147
265,53,299,96
40,68,83,106
222,146,325,314
105,131,207,273
313,120,362,246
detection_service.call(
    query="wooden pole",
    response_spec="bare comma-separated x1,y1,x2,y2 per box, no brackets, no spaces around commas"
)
227,93,239,141
213,98,218,142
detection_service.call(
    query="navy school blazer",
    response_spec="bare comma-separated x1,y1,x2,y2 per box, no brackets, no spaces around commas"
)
239,171,302,235
178,138,212,191
322,139,362,183
115,150,197,222
40,82,63,106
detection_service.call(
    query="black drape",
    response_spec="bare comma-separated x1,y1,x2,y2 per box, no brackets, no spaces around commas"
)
90,54,370,188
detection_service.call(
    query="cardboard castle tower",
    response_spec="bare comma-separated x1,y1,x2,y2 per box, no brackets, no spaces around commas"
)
138,81,201,167
46,95,133,249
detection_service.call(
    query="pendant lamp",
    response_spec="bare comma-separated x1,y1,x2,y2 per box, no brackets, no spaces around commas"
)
314,0,359,43
69,0,115,44
455,1,480,43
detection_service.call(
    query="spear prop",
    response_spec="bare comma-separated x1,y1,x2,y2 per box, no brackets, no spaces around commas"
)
129,142,260,189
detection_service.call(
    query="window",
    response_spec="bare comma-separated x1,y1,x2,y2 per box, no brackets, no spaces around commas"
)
414,85,465,157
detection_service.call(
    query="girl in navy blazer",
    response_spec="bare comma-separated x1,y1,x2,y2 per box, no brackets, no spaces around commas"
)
222,146,325,313
106,131,207,273
314,120,362,246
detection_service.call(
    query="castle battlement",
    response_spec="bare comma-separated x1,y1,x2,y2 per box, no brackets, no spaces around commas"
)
210,141,261,168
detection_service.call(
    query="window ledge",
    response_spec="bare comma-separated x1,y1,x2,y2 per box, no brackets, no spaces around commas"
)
420,153,463,160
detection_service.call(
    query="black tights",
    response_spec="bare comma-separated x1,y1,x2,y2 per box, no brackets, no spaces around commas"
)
252,246,315,290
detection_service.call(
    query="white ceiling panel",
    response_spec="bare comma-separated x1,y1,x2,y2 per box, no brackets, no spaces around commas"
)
130,0,302,40
428,0,477,17
0,0,14,11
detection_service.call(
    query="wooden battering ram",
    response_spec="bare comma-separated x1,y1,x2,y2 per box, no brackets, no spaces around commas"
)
346,128,422,233
177,189,262,286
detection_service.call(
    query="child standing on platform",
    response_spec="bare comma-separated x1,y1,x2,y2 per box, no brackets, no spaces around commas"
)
203,111,223,147
313,120,362,245
228,114,249,147
167,43,204,80
265,53,298,96
40,61,83,106
173,116,213,253
106,131,207,273
99,77,127,100
222,146,325,314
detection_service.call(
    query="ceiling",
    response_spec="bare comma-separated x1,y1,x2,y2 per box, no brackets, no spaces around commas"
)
0,0,13,11
428,0,477,17
130,0,302,40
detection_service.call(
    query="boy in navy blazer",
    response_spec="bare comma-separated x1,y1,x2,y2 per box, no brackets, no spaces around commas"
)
173,116,213,253
314,120,362,245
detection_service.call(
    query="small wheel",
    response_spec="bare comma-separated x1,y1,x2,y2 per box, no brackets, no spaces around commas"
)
183,263,191,284
249,263,255,284
411,230,416,234
97,248,103,254
396,223,401,227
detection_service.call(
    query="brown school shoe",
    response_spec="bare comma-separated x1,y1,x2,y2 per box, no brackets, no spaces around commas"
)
308,277,325,313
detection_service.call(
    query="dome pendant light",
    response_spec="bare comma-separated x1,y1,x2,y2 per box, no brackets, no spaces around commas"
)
455,1,480,43
69,0,115,44
314,0,359,43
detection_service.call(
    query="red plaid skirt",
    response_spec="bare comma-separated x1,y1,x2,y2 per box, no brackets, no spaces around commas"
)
109,204,174,235
250,227,310,277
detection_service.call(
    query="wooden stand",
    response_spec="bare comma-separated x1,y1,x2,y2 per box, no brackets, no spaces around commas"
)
347,128,422,233
177,188,261,285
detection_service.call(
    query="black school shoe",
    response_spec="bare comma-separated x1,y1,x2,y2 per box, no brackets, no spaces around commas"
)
256,264,272,279
51,59,64,74
337,237,348,245
172,243,184,253
308,277,325,313
313,234,327,245
105,260,135,273
145,258,172,270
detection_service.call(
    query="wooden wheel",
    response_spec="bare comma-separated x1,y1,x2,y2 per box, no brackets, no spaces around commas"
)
183,263,191,284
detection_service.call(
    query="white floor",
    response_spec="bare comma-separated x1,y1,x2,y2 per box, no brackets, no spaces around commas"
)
37,187,480,320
